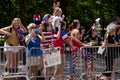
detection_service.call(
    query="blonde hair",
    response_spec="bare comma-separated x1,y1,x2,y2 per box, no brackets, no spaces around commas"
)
53,7,62,16
27,23,36,29
106,27,115,33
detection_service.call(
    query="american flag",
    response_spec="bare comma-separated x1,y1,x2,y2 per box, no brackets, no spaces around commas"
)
80,48,93,69
71,48,79,73
86,51,93,69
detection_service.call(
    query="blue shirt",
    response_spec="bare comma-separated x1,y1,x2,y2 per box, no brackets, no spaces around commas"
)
26,35,43,56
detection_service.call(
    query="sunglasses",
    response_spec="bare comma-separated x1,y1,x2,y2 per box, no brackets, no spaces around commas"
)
92,30,98,32
30,27,36,29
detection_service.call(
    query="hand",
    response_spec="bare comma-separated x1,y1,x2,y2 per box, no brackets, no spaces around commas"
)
71,46,76,51
88,42,94,46
62,14,65,19
18,18,22,25
5,32,12,36
30,30,35,37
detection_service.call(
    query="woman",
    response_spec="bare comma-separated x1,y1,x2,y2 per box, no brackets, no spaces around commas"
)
83,25,103,80
51,21,75,80
70,19,85,80
25,23,45,80
0,18,27,73
98,26,119,80
40,22,54,80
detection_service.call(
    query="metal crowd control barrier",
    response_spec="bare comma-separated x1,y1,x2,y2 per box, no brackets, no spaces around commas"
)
1,45,119,80
27,47,44,80
65,47,84,80
0,46,29,80
80,45,120,80
28,47,84,80
28,47,64,80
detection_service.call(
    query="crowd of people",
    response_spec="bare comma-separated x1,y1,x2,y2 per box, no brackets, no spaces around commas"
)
0,1,120,80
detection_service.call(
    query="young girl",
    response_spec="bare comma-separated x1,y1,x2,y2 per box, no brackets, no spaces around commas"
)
83,25,103,80
0,18,27,73
51,21,75,80
70,19,86,80
50,7,65,32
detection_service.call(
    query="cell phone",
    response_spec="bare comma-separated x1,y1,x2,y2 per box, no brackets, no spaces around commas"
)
34,28,39,34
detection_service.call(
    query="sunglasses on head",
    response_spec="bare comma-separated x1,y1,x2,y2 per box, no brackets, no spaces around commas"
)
92,30,97,32
30,27,36,29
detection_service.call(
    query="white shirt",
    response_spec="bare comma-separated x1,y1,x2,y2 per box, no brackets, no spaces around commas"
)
51,16,62,29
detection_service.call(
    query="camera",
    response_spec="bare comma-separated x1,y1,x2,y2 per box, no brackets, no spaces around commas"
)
34,28,39,34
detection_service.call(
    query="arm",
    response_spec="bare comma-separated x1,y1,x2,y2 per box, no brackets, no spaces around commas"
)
0,27,12,36
54,24,61,39
25,35,31,45
103,39,118,46
71,29,85,46
18,18,27,33
61,14,65,21
53,18,57,31
39,26,45,42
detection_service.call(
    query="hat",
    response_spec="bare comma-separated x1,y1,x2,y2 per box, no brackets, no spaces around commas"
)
27,23,36,29
42,14,51,22
33,13,41,25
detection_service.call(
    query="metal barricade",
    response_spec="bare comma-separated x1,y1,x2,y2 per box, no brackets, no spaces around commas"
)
80,45,120,80
27,47,44,80
28,47,84,80
28,47,61,80
64,47,84,80
0,46,29,80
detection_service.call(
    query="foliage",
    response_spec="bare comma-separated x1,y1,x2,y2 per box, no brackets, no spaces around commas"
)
0,0,120,30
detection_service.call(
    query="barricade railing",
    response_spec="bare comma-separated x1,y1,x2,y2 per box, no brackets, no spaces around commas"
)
28,47,65,80
28,47,84,80
80,45,120,80
2,45,119,80
65,47,84,80
0,46,29,80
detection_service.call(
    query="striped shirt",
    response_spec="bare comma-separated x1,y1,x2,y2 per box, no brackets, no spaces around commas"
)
41,31,54,48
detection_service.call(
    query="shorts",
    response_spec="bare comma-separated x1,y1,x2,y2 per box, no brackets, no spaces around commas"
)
4,42,20,53
26,56,42,66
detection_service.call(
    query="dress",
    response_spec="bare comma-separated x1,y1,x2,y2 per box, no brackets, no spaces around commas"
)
26,34,43,66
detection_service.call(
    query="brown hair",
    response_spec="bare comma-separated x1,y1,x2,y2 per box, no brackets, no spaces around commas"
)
42,22,50,32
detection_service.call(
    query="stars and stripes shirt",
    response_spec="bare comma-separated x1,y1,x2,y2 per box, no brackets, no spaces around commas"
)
52,29,69,54
41,31,54,48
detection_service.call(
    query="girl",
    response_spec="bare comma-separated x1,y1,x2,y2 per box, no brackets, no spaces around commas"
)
70,19,86,80
40,22,54,80
0,18,27,73
83,25,103,80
